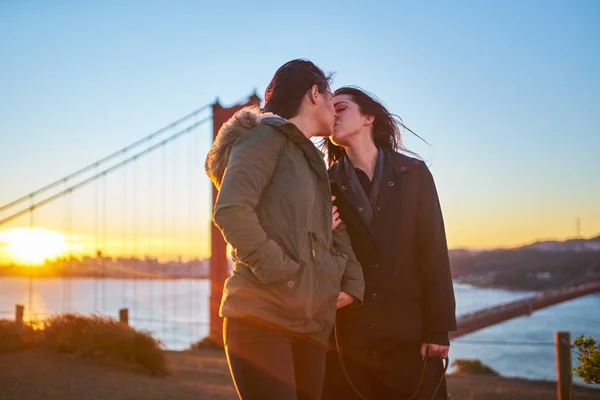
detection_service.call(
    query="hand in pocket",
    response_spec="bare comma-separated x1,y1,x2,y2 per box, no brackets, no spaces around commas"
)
336,291,354,309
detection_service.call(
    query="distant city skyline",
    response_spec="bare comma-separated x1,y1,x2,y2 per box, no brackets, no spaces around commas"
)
0,251,211,278
1,225,598,266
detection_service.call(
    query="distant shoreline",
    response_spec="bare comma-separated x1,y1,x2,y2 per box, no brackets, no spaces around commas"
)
0,274,538,292
454,278,538,292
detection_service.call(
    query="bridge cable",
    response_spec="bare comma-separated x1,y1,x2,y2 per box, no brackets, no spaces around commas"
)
102,175,107,313
0,116,211,226
148,154,153,324
133,159,138,321
94,165,99,312
0,104,212,214
171,141,177,338
28,197,34,318
161,145,167,341
122,163,128,308
188,128,196,341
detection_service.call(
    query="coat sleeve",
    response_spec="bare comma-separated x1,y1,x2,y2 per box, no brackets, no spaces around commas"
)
213,127,300,284
332,222,365,304
416,166,457,338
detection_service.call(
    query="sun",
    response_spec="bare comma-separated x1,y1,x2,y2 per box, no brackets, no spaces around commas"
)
0,227,69,265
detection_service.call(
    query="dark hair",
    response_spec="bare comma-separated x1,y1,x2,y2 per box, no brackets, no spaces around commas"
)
324,86,423,166
261,59,334,119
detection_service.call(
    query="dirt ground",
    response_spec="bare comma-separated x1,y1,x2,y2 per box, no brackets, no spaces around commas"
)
0,348,598,400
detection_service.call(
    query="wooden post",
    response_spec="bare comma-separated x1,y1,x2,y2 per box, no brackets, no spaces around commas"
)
15,304,24,327
209,93,261,345
555,331,572,400
119,308,129,325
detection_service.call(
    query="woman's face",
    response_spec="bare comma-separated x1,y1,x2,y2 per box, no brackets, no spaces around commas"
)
331,94,367,146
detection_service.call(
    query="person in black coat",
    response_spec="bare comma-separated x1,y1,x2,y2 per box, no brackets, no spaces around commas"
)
321,87,456,400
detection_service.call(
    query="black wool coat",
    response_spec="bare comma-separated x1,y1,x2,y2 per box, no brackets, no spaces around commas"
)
329,148,456,356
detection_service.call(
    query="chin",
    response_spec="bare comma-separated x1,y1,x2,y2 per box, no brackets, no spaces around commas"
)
330,132,346,146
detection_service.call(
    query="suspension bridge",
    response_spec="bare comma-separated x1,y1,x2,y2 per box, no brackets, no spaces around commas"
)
0,92,259,348
0,92,598,351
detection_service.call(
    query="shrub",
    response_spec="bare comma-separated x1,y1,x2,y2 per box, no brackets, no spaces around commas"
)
1,314,169,375
573,335,600,385
451,358,499,376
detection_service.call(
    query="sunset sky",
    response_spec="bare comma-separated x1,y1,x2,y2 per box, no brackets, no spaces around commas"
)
1,1,599,263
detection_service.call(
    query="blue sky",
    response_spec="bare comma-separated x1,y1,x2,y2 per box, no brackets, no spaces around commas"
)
1,0,599,254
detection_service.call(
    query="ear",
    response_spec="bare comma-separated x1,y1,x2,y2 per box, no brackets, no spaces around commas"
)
363,115,375,126
308,84,319,105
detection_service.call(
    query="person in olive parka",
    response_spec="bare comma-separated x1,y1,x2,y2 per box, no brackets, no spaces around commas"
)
205,61,365,400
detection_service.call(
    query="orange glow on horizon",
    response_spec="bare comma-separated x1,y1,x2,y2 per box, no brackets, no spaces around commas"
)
0,221,597,266
0,226,211,265
0,227,71,265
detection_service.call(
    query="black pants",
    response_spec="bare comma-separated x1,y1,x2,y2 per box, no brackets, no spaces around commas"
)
224,317,327,400
321,340,447,400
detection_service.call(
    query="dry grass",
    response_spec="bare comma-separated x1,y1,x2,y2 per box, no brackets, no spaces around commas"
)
2,348,600,400
2,320,600,399
1,346,600,400
0,314,167,375
0,348,236,400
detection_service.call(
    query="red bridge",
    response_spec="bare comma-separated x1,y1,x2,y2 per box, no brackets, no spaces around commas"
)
451,280,600,339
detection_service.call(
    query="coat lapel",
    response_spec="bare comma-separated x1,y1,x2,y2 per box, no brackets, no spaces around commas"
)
370,150,398,228
330,163,373,230
371,149,425,229
332,149,424,231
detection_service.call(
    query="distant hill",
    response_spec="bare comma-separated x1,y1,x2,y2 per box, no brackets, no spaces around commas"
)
521,235,600,252
450,234,600,290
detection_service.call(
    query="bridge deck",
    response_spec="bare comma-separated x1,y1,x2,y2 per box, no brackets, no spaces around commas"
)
450,280,600,339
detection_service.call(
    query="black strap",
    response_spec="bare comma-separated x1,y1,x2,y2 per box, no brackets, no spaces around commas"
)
334,323,449,400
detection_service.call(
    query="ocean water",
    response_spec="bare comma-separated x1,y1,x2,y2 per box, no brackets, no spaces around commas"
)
1,277,598,388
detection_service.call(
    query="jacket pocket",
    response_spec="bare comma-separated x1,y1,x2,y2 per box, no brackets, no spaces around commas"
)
311,241,346,314
257,232,312,313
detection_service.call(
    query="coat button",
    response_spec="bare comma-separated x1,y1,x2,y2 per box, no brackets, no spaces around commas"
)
341,185,347,190
371,323,377,329
287,281,295,288
372,351,378,358
400,166,406,171
372,264,378,268
375,205,381,211
371,293,377,300
358,206,363,212
388,181,394,187
415,160,420,165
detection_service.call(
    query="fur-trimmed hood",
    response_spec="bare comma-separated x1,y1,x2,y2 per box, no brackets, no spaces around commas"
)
204,106,283,189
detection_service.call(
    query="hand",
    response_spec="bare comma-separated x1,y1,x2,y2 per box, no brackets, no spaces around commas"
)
336,291,354,309
331,196,342,231
420,343,449,360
